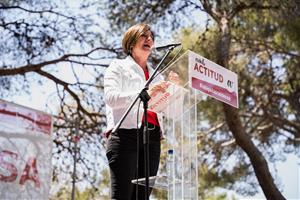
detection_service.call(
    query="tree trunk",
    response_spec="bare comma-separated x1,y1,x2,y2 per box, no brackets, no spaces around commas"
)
217,16,286,200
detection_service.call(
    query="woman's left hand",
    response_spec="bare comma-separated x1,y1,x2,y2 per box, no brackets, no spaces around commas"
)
168,71,180,85
148,81,169,97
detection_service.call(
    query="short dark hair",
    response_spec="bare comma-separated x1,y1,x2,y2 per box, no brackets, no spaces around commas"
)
122,23,155,55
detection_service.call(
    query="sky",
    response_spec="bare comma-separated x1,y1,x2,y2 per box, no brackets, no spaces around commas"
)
242,154,299,200
1,1,299,199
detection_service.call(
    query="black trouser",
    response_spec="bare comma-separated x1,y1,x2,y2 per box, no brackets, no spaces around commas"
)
106,124,161,200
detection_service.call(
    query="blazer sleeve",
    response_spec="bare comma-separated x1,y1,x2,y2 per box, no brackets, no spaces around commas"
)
104,60,141,109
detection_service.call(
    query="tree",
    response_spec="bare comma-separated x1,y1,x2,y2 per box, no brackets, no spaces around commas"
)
0,0,115,193
105,0,300,199
1,0,299,198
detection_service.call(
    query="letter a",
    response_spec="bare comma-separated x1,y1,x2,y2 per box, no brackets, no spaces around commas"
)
19,157,41,188
194,63,199,71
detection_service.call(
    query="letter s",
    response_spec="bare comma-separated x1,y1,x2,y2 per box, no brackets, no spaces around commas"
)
0,150,18,182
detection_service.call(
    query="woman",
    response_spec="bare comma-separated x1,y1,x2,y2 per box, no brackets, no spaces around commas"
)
104,23,166,200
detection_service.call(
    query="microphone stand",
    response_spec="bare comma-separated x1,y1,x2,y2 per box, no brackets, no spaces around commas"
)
111,46,176,200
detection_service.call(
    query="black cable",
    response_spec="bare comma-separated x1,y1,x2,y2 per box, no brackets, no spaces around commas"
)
136,99,142,200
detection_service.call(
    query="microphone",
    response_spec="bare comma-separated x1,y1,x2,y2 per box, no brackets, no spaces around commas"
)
154,43,181,51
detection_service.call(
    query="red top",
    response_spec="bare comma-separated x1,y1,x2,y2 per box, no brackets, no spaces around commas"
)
142,68,160,126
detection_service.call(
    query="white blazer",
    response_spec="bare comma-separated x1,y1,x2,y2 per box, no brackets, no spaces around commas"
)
104,56,164,132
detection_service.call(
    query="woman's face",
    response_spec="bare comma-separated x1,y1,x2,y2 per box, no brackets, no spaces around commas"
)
131,30,154,60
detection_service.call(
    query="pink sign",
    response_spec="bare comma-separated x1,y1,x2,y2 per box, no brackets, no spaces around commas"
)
189,51,238,108
191,77,238,108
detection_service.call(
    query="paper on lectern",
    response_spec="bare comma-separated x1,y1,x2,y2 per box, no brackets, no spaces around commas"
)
148,81,186,119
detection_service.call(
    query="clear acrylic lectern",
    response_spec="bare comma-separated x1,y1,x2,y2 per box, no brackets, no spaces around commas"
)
132,51,203,200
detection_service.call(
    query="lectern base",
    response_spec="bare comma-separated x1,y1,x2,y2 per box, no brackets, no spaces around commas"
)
131,175,168,190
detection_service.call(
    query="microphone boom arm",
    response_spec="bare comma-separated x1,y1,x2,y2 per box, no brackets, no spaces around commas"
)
155,43,181,51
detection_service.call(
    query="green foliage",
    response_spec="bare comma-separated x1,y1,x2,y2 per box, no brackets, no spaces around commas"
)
106,0,174,27
176,26,220,62
103,0,300,197
230,1,300,145
50,169,110,199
